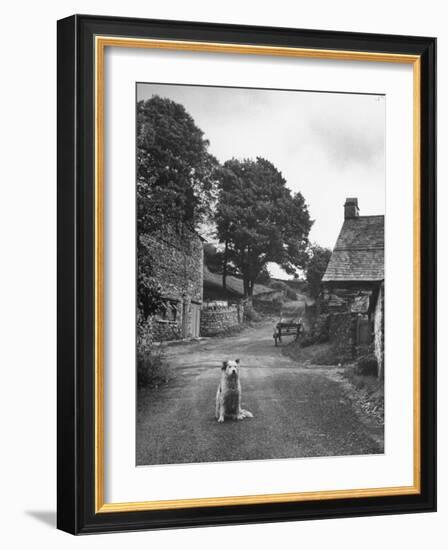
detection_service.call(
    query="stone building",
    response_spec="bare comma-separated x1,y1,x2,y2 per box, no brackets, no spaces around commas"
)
320,198,384,375
140,224,203,342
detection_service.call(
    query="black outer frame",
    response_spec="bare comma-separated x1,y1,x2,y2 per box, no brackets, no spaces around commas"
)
57,14,436,535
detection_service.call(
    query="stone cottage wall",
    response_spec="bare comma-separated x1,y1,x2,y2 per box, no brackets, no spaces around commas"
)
200,302,242,336
140,225,203,342
374,283,384,378
150,317,184,342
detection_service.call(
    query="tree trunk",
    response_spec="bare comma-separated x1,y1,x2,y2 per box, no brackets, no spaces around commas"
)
243,277,249,298
222,239,228,290
248,280,254,297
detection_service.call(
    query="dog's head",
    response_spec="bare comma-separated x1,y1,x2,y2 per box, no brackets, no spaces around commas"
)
221,359,240,379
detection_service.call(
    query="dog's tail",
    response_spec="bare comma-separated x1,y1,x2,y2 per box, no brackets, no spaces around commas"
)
240,409,254,418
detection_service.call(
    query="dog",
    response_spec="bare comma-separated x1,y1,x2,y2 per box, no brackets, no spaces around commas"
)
215,359,253,423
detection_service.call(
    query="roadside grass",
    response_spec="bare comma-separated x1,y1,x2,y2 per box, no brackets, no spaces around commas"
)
342,366,381,393
341,364,384,423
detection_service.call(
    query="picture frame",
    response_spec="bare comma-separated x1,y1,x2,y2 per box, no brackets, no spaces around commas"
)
57,14,436,534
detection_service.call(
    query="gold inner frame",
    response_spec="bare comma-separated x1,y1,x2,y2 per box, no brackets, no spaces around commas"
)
94,36,421,514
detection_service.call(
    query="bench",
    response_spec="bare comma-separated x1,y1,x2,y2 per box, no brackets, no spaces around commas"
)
273,322,303,346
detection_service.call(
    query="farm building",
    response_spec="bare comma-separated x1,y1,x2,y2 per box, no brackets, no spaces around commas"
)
140,224,203,342
320,198,384,376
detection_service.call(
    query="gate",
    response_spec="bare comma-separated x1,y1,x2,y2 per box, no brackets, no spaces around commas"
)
190,303,200,338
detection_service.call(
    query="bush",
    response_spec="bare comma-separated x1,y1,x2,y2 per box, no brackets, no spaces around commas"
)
136,316,172,388
298,333,316,348
137,346,171,389
355,354,378,376
244,306,261,322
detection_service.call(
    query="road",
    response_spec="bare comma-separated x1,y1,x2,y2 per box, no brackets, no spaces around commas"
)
136,320,383,465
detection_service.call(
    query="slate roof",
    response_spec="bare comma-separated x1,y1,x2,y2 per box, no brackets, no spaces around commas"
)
322,215,384,282
203,265,275,297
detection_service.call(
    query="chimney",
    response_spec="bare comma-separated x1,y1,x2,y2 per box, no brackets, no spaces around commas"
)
344,197,359,219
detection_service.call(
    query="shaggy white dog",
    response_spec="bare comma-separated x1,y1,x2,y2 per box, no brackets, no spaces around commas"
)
215,359,253,423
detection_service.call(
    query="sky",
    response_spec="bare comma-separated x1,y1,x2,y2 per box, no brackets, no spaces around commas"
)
137,83,385,276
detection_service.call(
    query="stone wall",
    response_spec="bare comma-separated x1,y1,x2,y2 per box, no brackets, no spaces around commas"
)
140,224,203,342
374,283,384,378
307,310,329,344
200,302,242,336
328,312,357,361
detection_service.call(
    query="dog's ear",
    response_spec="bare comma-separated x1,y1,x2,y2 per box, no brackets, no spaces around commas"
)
235,358,240,365
221,361,228,370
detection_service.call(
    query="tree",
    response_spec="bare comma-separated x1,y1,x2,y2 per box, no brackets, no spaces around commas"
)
215,158,312,297
136,96,219,320
137,95,218,233
305,244,332,298
203,243,223,273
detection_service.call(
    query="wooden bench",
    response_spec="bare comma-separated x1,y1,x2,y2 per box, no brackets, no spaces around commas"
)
273,322,303,346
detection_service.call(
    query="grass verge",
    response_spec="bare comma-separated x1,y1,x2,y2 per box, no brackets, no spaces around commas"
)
341,365,384,424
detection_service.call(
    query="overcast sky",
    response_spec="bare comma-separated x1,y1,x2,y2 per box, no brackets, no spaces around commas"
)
137,83,385,253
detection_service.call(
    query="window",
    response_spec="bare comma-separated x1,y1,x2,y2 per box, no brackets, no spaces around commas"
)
156,300,179,322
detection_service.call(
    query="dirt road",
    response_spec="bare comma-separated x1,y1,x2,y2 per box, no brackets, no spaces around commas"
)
136,320,383,465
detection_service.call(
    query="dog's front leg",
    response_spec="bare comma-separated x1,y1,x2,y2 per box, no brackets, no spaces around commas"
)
216,387,225,422
236,394,245,421
217,403,225,423
215,387,220,419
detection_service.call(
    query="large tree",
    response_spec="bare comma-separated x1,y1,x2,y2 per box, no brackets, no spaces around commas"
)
137,96,219,320
305,244,332,298
137,95,218,232
215,158,312,297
